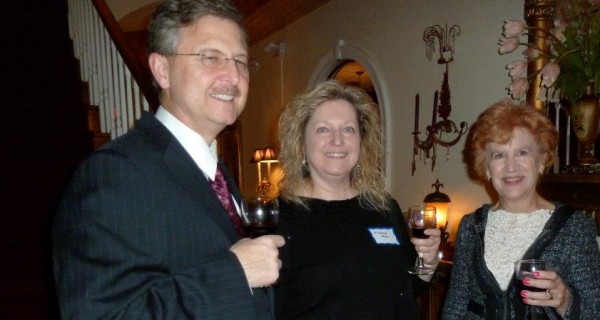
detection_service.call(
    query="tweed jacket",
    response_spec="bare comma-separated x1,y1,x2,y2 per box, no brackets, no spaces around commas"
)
442,203,600,320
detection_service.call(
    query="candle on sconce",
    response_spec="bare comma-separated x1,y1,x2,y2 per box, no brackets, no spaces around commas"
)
432,90,438,126
414,94,420,132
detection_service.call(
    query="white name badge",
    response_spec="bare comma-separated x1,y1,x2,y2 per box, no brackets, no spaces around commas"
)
368,227,400,245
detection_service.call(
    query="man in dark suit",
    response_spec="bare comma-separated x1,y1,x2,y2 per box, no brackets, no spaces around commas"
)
52,0,284,318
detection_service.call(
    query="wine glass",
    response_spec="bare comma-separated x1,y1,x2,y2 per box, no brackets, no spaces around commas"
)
240,197,280,238
515,259,551,320
407,205,437,275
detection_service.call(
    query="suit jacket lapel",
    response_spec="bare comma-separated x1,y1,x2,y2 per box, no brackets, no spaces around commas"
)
137,112,241,242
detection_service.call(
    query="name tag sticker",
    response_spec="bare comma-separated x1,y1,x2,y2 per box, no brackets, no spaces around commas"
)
368,227,400,245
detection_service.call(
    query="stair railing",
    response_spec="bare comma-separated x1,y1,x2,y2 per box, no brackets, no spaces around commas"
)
67,0,159,140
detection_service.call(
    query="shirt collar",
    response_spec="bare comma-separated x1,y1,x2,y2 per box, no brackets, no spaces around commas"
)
155,107,218,179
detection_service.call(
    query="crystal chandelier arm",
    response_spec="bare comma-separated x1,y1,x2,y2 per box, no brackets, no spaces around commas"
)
423,25,443,62
430,120,469,148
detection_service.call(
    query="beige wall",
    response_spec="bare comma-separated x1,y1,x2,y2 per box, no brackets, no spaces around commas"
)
241,0,524,240
107,0,525,241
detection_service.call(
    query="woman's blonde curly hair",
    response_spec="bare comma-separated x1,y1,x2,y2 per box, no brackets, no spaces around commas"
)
278,80,389,211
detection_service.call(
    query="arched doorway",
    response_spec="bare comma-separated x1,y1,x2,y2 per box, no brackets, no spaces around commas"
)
330,61,378,104
308,40,391,186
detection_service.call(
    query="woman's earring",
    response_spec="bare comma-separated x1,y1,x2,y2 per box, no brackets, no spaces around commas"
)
301,158,310,177
353,164,362,177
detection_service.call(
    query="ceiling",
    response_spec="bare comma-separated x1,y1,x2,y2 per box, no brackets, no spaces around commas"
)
233,0,332,45
234,1,374,98
119,0,372,97
119,0,332,46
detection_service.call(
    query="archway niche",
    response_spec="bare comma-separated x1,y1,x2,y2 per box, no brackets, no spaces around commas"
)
308,40,391,186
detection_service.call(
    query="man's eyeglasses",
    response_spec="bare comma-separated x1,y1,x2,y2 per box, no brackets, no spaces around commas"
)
164,49,259,76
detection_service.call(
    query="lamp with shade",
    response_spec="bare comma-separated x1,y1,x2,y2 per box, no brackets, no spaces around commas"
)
423,178,451,242
251,147,279,198
423,178,454,260
261,147,278,177
250,148,264,182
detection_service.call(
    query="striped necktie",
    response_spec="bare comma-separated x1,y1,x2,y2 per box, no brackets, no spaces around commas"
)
210,166,245,237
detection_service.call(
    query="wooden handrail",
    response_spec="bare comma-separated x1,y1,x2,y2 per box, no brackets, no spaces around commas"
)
91,0,159,112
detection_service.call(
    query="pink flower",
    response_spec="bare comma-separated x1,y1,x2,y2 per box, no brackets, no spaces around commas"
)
506,60,527,80
539,62,560,88
507,78,529,100
522,47,543,59
498,37,520,54
551,20,566,43
537,86,561,103
502,20,526,38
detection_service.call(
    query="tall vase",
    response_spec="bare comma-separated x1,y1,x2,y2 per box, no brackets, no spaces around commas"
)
570,82,600,165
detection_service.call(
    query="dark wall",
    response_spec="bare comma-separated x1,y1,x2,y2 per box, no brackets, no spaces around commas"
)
3,0,92,318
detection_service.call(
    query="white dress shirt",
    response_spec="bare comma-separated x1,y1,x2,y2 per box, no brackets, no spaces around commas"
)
155,107,218,180
154,107,241,214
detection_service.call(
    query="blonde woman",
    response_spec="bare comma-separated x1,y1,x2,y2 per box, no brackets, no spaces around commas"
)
274,80,441,319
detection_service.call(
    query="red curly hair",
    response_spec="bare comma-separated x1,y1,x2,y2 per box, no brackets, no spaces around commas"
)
466,99,558,182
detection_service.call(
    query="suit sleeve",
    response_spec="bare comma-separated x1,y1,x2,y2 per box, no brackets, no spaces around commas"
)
53,149,257,319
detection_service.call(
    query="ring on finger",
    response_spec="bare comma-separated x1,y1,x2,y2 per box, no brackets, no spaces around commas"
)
546,289,555,300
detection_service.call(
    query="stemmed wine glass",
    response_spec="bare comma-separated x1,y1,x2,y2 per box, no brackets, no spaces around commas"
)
515,259,551,320
240,197,280,238
407,205,437,275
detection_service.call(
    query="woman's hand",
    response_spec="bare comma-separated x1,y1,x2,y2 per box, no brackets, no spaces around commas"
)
410,228,441,265
520,270,571,316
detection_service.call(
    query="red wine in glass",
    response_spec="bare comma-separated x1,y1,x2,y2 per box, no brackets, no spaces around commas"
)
515,260,550,292
514,259,551,320
411,227,428,239
244,224,277,238
240,197,279,238
407,205,436,275
516,273,546,292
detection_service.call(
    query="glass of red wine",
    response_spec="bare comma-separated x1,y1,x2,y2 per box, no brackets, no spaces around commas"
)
407,205,436,275
515,259,551,320
240,197,279,238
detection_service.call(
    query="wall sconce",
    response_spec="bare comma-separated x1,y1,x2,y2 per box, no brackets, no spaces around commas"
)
251,147,279,197
265,41,286,57
412,23,468,175
423,179,450,242
423,23,461,64
265,40,287,111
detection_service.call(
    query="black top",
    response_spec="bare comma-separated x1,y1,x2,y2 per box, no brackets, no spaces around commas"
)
275,196,426,320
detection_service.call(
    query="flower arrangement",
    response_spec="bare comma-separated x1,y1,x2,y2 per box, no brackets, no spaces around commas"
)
498,0,600,105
